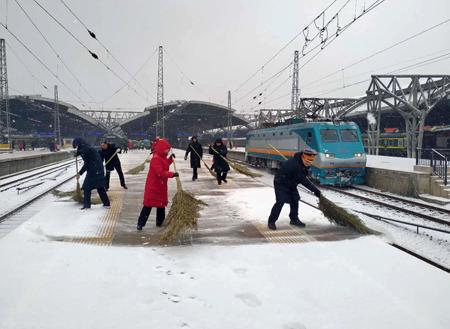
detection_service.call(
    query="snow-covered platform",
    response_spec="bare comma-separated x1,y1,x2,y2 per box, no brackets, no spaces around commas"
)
0,149,74,176
1,149,450,328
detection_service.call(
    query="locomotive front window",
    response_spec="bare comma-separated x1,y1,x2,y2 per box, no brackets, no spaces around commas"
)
320,129,339,142
340,129,359,142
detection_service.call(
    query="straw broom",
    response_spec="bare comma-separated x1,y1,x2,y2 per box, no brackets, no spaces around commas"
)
159,156,207,244
73,156,83,203
189,145,216,178
209,146,262,178
267,143,373,234
127,160,146,174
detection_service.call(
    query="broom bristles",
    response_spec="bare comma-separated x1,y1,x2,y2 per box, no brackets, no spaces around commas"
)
318,195,376,234
228,161,262,177
159,188,207,244
127,161,146,175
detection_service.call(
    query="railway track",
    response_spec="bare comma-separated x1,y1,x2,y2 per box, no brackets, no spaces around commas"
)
0,160,79,222
324,186,450,227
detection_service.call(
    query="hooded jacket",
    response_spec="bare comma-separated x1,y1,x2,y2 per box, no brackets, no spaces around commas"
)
143,139,175,207
273,152,319,203
73,137,106,190
185,137,203,169
208,139,230,172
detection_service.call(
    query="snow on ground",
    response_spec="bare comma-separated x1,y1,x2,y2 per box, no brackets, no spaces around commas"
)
1,215,450,329
1,151,450,328
366,154,416,172
0,149,70,159
0,163,78,216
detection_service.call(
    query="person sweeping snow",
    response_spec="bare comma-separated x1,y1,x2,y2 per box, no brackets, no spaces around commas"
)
72,137,110,210
208,138,230,185
267,148,321,230
137,138,178,231
98,141,128,191
184,136,203,181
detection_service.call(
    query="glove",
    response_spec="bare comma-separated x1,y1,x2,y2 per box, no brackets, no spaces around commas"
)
173,172,179,177
184,156,187,161
314,190,321,198
170,153,176,159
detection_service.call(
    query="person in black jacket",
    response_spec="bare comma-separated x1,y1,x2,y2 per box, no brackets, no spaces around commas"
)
73,137,110,210
209,138,230,185
99,141,127,191
268,149,321,230
184,136,203,181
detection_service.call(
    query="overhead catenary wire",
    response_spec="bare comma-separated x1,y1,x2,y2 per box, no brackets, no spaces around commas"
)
14,0,95,101
31,0,147,102
233,0,385,109
302,17,450,89
58,0,154,102
232,0,340,94
5,40,48,91
1,22,86,103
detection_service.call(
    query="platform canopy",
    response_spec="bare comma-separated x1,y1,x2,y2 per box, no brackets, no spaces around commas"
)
119,100,250,143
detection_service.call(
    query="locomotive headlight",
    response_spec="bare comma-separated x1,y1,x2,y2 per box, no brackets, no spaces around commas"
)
324,153,335,158
354,153,363,157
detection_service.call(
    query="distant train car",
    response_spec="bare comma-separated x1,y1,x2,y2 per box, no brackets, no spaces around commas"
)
246,121,366,186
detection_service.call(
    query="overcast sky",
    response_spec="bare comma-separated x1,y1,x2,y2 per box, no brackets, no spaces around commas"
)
1,0,450,114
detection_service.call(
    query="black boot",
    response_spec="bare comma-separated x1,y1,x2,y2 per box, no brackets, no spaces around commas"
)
268,222,277,230
290,219,306,228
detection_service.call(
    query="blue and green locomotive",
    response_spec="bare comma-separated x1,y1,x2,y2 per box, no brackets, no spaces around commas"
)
245,121,366,185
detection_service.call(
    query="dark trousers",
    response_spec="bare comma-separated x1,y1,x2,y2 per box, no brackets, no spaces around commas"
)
137,206,166,227
83,187,110,208
192,167,198,180
268,200,299,223
105,163,125,189
216,171,228,183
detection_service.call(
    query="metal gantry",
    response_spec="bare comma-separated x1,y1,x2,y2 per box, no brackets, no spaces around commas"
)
54,85,61,146
365,75,450,157
82,110,142,128
298,97,363,120
0,39,11,144
156,45,165,138
291,50,299,111
227,90,232,146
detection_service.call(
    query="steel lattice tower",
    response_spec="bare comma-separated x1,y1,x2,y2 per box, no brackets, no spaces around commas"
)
54,85,61,146
156,45,164,138
291,50,299,111
0,39,11,144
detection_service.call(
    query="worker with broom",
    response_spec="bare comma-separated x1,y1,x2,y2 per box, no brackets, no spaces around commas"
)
267,148,321,230
72,137,111,210
208,138,230,185
98,141,128,191
184,136,203,181
137,138,178,231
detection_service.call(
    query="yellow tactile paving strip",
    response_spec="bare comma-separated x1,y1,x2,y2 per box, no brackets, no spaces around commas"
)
64,190,124,246
254,223,317,244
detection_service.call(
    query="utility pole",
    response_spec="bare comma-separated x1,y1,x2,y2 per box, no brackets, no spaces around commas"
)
0,39,11,145
54,85,61,147
227,90,232,148
156,45,164,138
291,50,299,112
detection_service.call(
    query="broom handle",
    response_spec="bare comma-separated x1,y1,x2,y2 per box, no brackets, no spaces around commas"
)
268,143,288,161
171,153,182,190
209,146,233,165
189,145,211,171
104,149,120,167
75,156,80,183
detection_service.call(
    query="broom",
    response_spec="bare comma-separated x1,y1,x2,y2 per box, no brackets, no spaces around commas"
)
159,156,206,244
209,146,262,178
73,156,83,203
127,160,146,174
189,145,216,178
267,143,373,235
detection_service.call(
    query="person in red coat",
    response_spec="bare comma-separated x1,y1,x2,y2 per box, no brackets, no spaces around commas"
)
137,138,178,230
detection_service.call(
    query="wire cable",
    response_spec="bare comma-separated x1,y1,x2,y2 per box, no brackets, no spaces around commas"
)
5,40,48,91
31,0,147,102
1,22,86,103
14,0,95,101
58,0,154,100
302,16,450,89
